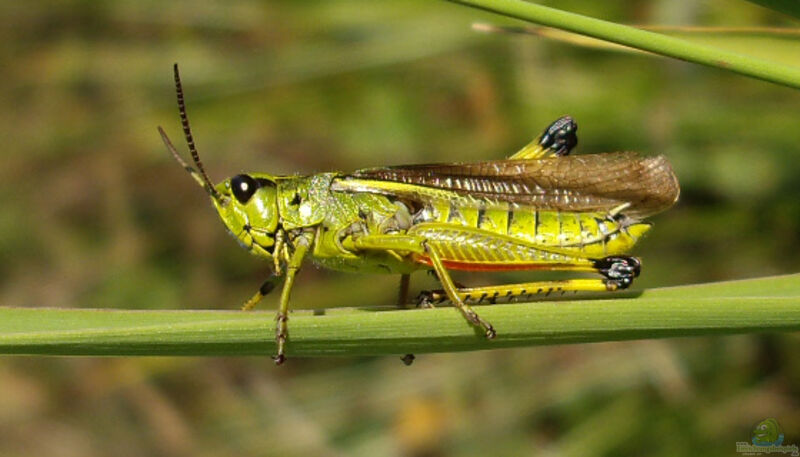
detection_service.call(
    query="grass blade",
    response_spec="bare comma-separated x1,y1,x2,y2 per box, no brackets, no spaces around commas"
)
473,23,800,62
1,274,798,358
450,0,800,89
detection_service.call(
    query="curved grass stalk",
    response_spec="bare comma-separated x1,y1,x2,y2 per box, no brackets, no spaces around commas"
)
0,274,798,358
449,0,800,89
472,23,800,57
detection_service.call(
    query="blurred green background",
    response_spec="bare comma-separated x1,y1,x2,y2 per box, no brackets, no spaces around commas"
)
1,0,799,456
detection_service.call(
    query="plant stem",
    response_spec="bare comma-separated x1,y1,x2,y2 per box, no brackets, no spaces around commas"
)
1,274,799,358
448,0,800,90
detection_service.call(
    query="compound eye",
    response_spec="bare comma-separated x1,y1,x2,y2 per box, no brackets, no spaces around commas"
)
230,174,259,204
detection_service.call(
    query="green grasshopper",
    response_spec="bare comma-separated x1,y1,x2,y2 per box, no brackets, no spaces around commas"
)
159,64,679,364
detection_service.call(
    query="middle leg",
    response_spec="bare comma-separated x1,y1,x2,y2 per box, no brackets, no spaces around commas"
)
345,233,496,338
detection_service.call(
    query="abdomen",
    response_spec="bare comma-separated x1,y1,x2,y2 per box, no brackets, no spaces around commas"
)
409,201,651,270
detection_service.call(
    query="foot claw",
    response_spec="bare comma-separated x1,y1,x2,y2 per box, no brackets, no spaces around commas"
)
416,291,437,308
273,354,286,365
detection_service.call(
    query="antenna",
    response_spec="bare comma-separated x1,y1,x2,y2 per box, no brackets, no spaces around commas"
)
172,63,221,200
158,126,208,190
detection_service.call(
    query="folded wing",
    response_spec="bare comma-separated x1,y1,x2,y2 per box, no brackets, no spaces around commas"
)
332,152,679,218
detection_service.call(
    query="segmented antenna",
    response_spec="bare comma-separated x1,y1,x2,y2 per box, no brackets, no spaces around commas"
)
173,63,221,200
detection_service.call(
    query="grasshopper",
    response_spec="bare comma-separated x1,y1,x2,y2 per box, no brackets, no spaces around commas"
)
159,64,679,364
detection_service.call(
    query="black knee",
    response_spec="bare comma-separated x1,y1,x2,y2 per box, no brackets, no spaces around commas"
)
593,256,641,289
539,115,578,156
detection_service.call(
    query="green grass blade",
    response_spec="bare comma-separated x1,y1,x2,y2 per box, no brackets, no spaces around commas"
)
473,23,800,64
449,0,800,89
1,274,799,358
745,0,800,20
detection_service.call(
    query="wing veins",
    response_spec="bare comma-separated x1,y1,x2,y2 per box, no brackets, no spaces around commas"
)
333,152,679,218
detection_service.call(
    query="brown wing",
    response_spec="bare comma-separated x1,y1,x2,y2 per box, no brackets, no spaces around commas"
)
333,152,679,218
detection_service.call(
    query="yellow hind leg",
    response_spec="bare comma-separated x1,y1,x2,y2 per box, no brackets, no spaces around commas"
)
418,256,641,305
420,278,611,305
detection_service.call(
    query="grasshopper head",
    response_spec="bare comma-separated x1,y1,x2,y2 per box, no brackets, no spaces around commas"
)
159,63,280,260
213,173,280,259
